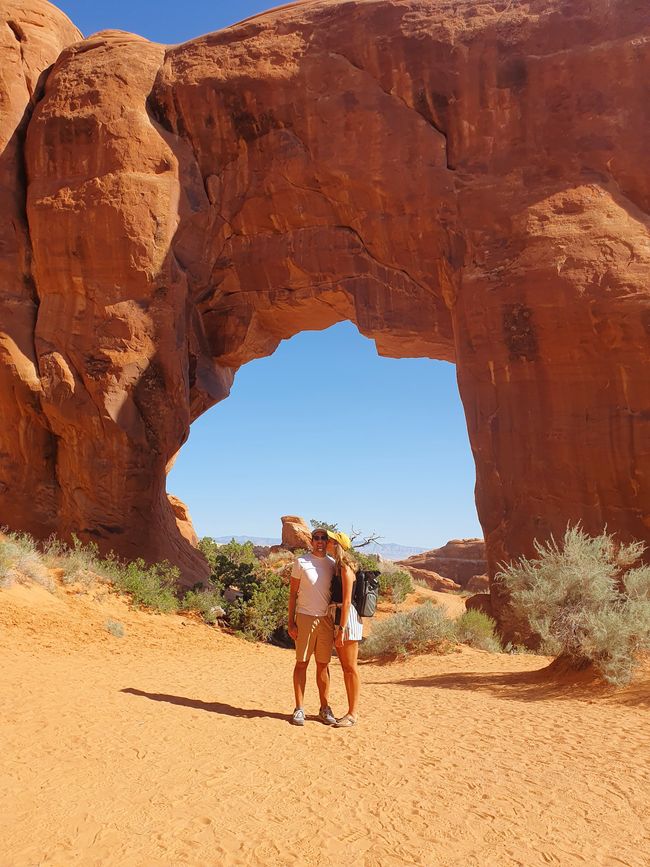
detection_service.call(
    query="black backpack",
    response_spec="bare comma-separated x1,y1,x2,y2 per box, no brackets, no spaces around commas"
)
331,569,380,618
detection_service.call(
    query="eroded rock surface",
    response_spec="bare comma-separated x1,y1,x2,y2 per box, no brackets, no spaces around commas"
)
1,0,650,623
401,566,462,594
281,516,312,551
399,539,486,588
0,1,80,538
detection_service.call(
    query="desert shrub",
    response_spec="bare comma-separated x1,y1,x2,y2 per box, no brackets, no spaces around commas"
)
359,602,455,659
0,531,52,589
351,549,381,572
310,518,339,532
227,568,289,642
496,525,650,686
454,609,502,652
503,642,534,655
377,563,413,604
105,558,180,613
199,537,259,592
199,538,289,641
43,534,110,585
105,619,125,638
181,586,225,624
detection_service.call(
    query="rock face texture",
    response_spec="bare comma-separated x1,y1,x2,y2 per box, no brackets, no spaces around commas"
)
1,1,650,621
167,494,199,548
281,516,312,551
401,566,461,593
0,1,80,540
399,539,486,588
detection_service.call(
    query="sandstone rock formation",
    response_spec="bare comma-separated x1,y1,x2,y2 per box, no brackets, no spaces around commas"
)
1,0,650,628
0,1,80,540
400,566,461,593
399,539,486,587
167,494,199,549
465,574,490,594
281,516,312,551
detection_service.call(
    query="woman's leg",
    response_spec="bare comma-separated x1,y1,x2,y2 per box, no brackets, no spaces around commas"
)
337,640,360,718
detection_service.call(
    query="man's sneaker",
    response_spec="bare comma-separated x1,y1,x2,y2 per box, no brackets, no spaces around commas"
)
318,705,336,726
291,707,305,726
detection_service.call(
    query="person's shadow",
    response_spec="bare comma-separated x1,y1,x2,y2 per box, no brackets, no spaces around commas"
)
121,688,290,721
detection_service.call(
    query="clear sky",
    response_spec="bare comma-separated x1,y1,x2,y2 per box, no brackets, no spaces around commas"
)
50,0,482,548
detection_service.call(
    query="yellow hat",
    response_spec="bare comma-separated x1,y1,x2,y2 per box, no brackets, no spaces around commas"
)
327,530,351,550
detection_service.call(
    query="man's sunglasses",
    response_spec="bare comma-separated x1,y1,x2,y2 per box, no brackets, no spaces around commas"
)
311,534,328,541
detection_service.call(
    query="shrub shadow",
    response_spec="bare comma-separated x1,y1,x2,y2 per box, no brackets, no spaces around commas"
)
383,665,650,706
121,688,291,721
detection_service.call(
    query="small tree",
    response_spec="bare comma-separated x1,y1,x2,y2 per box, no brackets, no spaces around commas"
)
310,518,382,549
496,525,650,686
310,518,339,533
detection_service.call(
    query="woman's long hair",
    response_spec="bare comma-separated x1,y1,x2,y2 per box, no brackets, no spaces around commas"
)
331,540,358,575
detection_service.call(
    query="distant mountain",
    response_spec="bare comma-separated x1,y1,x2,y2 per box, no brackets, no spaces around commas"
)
214,535,280,547
213,535,427,560
362,541,428,560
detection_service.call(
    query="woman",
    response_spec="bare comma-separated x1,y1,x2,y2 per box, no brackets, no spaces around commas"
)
327,530,362,727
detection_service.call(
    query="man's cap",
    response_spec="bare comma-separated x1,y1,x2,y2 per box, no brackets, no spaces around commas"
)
327,529,352,550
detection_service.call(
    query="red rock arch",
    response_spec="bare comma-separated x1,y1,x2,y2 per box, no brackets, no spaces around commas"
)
2,0,650,628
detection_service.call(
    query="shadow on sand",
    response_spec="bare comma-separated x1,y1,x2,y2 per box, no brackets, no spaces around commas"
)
121,688,290,721
378,663,650,707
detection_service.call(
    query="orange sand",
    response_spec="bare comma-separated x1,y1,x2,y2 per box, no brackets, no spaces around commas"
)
1,580,649,866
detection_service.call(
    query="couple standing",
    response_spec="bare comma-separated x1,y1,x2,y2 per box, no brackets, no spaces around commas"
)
287,526,362,727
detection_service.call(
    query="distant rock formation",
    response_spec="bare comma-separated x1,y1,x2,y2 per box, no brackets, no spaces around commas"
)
398,539,486,589
281,516,312,551
1,0,650,633
400,566,461,593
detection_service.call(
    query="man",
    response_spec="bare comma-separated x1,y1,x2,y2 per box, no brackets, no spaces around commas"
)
287,527,336,726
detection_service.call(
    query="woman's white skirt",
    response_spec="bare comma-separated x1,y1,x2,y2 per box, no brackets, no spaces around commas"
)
329,603,363,641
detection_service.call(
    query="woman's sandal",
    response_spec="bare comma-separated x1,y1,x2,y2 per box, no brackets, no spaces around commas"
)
334,714,357,728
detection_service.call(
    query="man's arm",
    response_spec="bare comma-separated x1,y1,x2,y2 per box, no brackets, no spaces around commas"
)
288,575,300,640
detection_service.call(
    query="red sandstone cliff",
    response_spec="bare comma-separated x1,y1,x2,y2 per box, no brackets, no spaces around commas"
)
1,1,649,629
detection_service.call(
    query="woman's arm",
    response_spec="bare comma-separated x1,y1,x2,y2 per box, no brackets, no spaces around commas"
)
336,563,355,645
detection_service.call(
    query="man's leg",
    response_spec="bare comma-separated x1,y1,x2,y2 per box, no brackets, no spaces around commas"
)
314,613,335,714
293,660,309,709
315,661,330,709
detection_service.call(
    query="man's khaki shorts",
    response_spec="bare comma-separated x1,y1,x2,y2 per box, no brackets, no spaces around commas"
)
295,612,334,664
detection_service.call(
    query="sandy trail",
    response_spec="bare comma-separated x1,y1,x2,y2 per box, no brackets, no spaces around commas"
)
1,582,649,866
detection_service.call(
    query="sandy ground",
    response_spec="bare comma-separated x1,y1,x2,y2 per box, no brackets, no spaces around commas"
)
1,580,649,867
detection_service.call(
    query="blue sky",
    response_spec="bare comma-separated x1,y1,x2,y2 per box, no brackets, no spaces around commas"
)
51,0,482,548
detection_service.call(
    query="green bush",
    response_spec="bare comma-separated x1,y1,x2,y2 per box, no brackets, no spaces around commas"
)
105,558,180,613
351,549,381,572
198,538,289,642
199,537,259,593
496,525,650,686
181,586,225,624
359,602,455,659
227,568,289,642
378,564,413,604
454,609,501,652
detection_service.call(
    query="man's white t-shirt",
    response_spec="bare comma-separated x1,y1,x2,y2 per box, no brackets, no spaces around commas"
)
291,553,335,616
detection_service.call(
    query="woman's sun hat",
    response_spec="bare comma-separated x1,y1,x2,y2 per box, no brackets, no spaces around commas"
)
327,529,352,550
